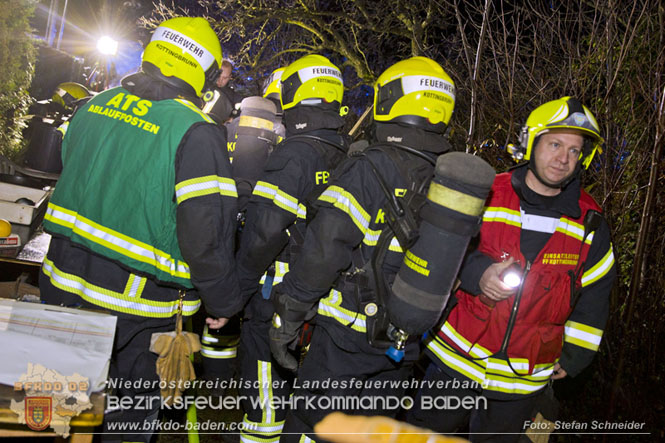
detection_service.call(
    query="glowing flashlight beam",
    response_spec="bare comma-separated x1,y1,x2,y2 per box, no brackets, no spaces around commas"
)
97,36,118,55
501,271,522,288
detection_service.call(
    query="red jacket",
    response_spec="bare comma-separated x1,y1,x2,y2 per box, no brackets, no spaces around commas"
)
427,171,603,395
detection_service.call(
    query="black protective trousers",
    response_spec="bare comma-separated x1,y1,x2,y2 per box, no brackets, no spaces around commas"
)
101,316,175,443
406,361,543,443
197,312,241,387
238,293,295,442
39,265,175,443
280,325,418,443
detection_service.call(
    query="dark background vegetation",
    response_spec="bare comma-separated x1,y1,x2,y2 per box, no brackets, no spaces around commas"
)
144,3,665,438
0,0,37,158
2,0,663,440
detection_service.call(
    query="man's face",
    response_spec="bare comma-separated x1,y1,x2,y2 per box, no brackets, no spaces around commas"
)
216,66,232,88
529,130,584,191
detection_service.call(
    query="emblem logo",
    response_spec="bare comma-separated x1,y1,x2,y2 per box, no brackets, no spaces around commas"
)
25,397,52,431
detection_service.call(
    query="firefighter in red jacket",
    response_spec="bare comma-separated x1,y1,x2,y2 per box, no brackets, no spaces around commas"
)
407,97,617,442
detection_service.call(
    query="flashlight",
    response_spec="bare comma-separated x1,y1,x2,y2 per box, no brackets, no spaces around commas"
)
500,264,523,288
479,263,523,307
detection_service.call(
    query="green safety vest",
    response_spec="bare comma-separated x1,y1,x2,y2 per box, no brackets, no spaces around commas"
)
44,87,215,288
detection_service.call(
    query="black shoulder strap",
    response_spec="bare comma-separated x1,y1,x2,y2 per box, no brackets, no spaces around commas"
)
353,143,435,292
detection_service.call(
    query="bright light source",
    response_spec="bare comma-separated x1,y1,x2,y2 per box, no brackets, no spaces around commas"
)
501,271,522,288
97,36,118,55
500,264,523,289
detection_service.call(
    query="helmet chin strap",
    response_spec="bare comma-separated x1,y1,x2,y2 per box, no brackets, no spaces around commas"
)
527,159,581,190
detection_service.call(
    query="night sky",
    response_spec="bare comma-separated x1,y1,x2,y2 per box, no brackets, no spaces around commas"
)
32,0,152,82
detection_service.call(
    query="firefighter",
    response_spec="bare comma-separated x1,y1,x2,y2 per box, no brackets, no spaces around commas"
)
199,95,285,388
234,54,350,442
38,17,240,442
202,59,243,124
22,82,94,174
198,77,287,393
262,67,286,115
407,97,617,442
50,82,93,138
257,66,287,156
224,67,286,163
269,56,457,442
51,82,92,111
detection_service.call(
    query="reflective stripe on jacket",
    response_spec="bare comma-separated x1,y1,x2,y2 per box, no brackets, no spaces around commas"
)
429,171,611,395
43,87,222,288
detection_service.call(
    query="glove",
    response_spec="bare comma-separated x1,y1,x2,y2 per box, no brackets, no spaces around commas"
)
150,311,201,406
269,287,316,371
152,331,201,405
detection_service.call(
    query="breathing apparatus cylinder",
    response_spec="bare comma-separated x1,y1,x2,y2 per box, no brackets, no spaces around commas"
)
232,96,281,209
388,151,496,335
232,97,280,174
